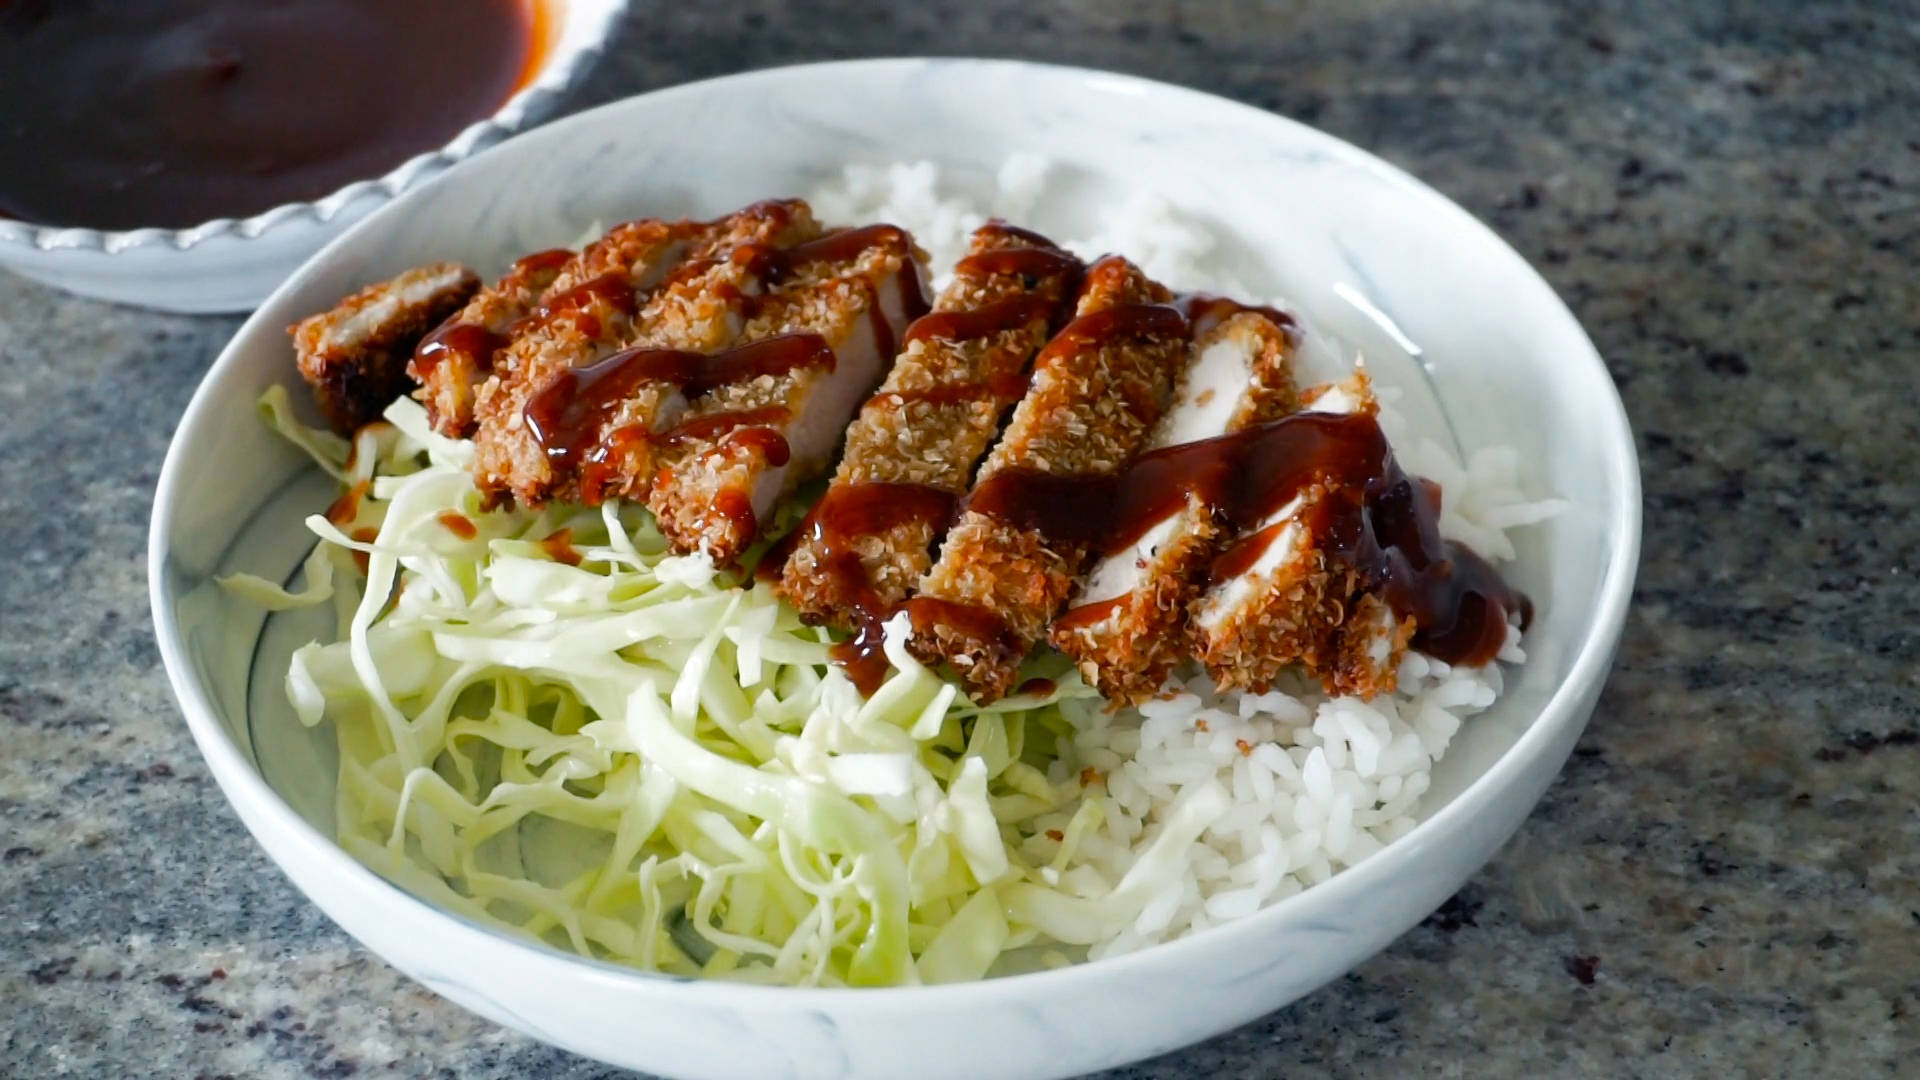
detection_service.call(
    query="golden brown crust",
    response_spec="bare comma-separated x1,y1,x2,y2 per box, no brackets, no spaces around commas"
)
409,253,570,438
646,227,924,561
910,257,1187,702
1192,372,1399,698
776,223,1082,625
1051,311,1300,703
467,201,822,509
290,262,479,434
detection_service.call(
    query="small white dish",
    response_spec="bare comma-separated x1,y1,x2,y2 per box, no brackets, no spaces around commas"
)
150,59,1640,1080
0,0,627,314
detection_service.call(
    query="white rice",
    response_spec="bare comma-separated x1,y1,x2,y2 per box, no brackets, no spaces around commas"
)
812,160,1559,957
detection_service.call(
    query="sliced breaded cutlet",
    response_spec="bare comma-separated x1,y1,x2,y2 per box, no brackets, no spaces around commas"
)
408,248,573,438
907,255,1189,702
644,224,931,562
1191,371,1407,698
774,221,1084,628
1050,306,1301,704
291,262,479,434
468,200,821,508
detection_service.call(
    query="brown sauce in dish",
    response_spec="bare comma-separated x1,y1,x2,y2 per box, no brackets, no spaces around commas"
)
972,411,1526,668
0,0,538,229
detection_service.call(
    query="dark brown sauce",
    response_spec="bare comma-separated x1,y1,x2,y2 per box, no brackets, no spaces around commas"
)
1015,677,1057,697
758,481,961,695
781,224,912,272
1173,293,1299,338
902,597,1018,658
526,272,639,325
437,511,478,540
523,333,833,471
1043,303,1191,354
513,248,575,277
325,479,370,525
348,526,380,576
719,425,792,467
1050,595,1125,633
652,406,792,450
1206,520,1290,584
413,321,507,377
977,220,1064,249
954,246,1086,283
539,527,582,567
713,489,758,546
902,293,1058,349
882,370,1032,409
0,0,537,229
972,411,1525,668
734,223,931,329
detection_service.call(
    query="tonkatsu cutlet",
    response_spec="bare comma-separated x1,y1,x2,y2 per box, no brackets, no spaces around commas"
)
1050,307,1300,704
646,224,930,562
1191,372,1404,698
774,221,1084,632
408,248,572,439
468,200,821,508
291,262,479,434
907,256,1189,702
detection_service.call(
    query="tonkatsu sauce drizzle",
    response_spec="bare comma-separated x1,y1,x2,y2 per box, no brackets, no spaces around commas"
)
413,322,507,377
974,411,1526,667
757,236,1086,691
523,333,835,469
760,481,963,693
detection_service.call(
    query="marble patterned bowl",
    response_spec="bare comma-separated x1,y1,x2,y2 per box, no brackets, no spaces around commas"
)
0,0,628,315
149,59,1640,1080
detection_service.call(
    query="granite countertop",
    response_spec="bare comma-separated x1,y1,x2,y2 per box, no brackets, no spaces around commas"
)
3,2,1915,1076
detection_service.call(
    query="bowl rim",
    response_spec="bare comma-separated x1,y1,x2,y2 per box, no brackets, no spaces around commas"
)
149,56,1642,1006
0,0,630,256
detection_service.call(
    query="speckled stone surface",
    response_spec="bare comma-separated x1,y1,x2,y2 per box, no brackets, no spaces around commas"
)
4,2,1916,1077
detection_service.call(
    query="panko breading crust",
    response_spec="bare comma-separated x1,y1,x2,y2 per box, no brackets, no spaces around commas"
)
909,256,1187,702
291,262,479,434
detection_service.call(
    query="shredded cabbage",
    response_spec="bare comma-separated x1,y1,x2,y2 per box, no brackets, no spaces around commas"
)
229,395,1209,986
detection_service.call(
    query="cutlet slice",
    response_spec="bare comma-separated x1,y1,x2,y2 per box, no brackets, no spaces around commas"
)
907,256,1189,702
291,262,479,434
469,200,820,507
645,225,931,562
1191,372,1391,696
1050,307,1301,704
408,248,573,438
774,222,1084,632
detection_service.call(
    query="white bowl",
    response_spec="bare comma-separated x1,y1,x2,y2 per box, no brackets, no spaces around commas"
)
0,0,627,314
149,59,1640,1080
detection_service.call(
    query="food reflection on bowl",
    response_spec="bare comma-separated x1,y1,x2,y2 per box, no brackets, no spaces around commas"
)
0,0,627,313
150,59,1640,1080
